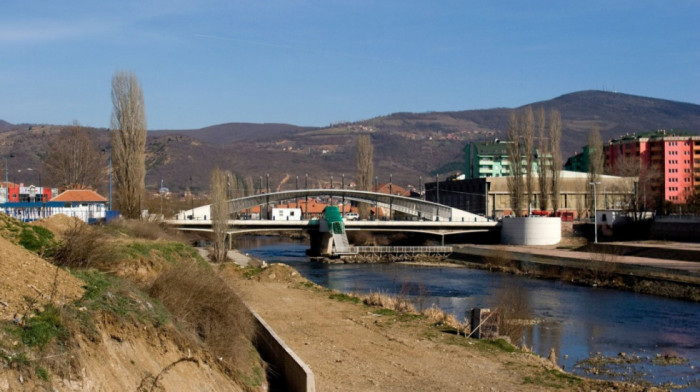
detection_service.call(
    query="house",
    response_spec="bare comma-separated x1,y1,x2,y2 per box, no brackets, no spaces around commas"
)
48,189,108,223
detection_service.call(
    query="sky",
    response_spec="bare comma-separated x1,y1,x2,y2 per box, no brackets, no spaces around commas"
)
1,0,698,130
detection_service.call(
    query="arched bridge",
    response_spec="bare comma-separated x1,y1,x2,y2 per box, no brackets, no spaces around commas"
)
177,189,491,222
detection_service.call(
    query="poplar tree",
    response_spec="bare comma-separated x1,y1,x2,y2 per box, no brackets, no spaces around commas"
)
210,167,229,262
587,126,604,215
535,107,550,211
355,134,374,219
506,112,523,216
522,106,535,212
549,109,563,213
110,71,147,219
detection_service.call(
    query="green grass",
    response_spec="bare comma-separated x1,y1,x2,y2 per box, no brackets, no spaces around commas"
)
8,304,68,349
0,214,57,254
478,338,518,353
72,270,170,327
328,292,361,304
36,366,50,382
372,308,397,316
242,266,264,279
523,369,581,389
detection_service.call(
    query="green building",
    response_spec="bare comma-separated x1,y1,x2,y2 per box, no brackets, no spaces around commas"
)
463,139,544,179
563,145,590,172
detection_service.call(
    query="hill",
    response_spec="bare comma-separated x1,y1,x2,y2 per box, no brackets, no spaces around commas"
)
1,90,698,194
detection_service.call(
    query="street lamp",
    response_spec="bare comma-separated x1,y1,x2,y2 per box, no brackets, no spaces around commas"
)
589,181,601,244
102,147,113,211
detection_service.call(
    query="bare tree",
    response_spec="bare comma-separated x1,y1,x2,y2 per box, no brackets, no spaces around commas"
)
522,107,535,212
535,107,550,211
210,167,229,262
587,126,604,216
43,123,104,189
506,112,523,216
110,71,147,219
549,109,562,213
355,134,374,219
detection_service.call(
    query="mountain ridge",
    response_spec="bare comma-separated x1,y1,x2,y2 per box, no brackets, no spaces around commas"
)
1,90,699,194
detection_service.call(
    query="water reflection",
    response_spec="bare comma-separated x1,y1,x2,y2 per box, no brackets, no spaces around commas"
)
235,236,700,388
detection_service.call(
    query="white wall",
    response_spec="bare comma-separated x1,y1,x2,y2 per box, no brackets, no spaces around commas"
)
501,217,561,245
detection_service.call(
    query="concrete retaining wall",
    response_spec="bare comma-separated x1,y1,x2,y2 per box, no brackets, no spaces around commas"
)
501,217,561,245
251,310,316,392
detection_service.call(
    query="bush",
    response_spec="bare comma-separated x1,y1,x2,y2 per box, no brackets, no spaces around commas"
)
108,219,180,241
53,221,114,269
148,261,254,371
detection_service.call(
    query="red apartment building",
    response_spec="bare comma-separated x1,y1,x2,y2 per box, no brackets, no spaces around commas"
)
604,130,700,203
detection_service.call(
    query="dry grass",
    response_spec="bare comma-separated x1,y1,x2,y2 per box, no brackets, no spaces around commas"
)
148,261,255,372
362,291,416,314
108,219,182,241
52,220,115,269
421,306,463,330
495,283,532,344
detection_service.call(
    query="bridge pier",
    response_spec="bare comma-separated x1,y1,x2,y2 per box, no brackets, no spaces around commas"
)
306,228,333,257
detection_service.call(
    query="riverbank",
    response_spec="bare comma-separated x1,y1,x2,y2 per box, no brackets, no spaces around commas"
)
449,244,700,302
219,253,660,392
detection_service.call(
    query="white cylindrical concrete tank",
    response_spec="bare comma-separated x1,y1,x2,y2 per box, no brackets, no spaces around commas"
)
501,217,561,245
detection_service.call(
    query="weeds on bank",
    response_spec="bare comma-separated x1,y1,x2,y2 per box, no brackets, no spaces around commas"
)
329,292,361,304
523,368,581,389
0,214,57,255
148,261,259,383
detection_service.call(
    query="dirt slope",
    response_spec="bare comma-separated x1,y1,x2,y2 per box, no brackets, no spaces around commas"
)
0,226,244,391
0,235,83,321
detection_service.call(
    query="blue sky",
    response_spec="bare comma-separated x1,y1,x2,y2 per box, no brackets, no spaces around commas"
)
1,0,698,130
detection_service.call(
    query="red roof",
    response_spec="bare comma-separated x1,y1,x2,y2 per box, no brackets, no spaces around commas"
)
51,189,107,203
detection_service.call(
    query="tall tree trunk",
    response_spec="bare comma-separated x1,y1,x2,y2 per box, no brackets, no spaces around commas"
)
535,107,550,211
549,109,562,213
355,134,374,219
110,71,147,219
210,167,229,262
506,112,523,216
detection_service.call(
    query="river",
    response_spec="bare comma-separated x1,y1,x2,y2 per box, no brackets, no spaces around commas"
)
235,236,699,390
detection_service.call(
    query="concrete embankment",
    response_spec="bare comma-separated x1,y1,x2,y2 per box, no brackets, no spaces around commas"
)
224,249,316,391
450,245,700,301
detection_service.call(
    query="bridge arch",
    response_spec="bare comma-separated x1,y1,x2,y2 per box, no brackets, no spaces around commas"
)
178,189,490,222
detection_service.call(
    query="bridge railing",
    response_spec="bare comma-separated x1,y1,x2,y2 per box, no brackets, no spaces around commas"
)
351,246,453,254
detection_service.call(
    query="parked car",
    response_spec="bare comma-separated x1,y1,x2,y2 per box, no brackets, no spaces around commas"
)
344,213,359,221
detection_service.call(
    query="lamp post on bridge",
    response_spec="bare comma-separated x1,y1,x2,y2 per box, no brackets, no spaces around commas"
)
374,176,378,221
341,173,345,215
305,173,308,220
389,174,393,220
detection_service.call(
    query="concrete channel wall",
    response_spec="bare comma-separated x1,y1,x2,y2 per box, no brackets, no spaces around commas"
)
251,309,316,392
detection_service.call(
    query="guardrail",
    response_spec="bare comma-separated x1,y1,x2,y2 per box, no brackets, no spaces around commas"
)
352,246,453,254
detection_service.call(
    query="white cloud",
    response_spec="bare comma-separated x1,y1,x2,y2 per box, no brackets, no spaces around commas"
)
0,19,118,45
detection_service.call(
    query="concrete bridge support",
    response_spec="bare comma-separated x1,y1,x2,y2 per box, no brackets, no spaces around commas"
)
306,229,333,257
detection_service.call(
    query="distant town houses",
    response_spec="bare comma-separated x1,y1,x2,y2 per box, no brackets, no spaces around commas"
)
563,130,700,204
0,183,108,223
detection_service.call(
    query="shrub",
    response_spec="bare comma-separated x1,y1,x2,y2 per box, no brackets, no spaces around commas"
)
148,261,254,371
108,219,181,241
53,221,114,269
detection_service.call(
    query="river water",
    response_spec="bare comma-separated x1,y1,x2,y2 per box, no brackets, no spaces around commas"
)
236,236,700,390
